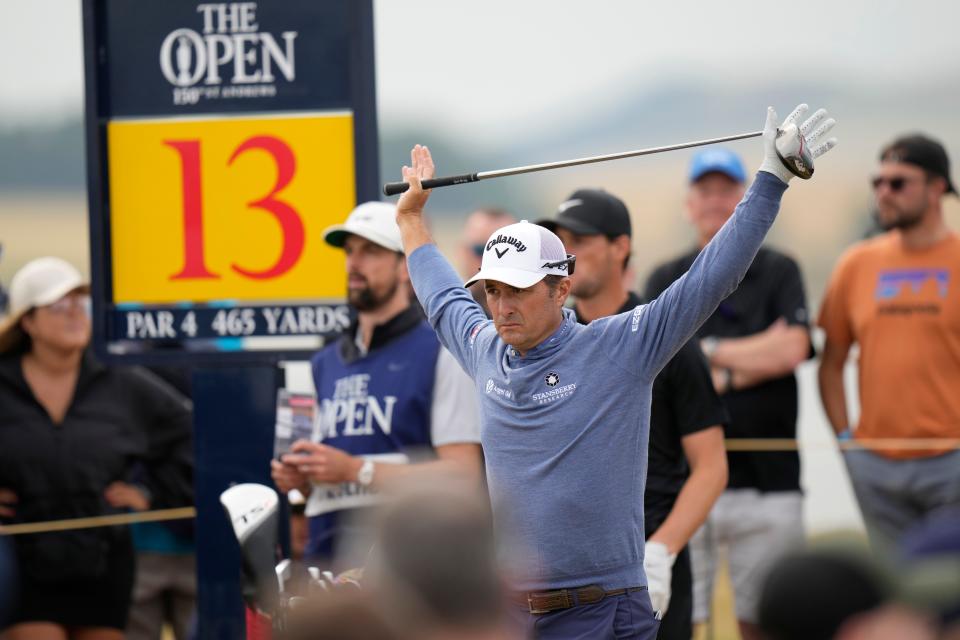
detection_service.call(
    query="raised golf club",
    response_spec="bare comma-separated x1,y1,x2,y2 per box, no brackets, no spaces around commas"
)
382,126,816,196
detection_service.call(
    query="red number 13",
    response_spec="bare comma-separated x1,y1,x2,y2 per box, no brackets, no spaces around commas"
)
165,136,305,281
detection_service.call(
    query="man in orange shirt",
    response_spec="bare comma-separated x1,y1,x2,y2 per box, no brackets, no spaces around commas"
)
818,134,960,551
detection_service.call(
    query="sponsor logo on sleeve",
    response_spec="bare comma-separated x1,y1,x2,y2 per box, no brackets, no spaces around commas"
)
631,305,644,332
469,323,484,347
484,378,513,399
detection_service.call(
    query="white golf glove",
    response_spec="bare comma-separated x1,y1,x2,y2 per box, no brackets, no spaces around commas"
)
644,541,677,619
759,104,838,183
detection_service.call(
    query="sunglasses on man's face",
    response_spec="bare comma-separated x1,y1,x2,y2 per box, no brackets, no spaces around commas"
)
542,255,577,276
871,175,920,192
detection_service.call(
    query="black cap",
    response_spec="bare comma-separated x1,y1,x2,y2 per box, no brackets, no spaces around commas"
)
880,134,956,195
536,189,632,238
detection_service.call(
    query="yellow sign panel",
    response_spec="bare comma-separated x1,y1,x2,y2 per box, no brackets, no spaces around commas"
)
108,112,354,304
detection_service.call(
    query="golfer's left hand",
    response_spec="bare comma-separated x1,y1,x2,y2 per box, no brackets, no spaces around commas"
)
284,440,360,484
759,104,837,183
397,144,435,219
644,541,677,618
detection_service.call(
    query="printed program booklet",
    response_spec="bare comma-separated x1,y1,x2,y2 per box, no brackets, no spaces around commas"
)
274,390,316,459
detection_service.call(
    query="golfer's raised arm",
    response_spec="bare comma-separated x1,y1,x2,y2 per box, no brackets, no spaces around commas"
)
627,105,837,378
396,145,489,376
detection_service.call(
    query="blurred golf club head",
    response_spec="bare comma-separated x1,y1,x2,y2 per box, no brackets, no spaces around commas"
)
220,483,281,615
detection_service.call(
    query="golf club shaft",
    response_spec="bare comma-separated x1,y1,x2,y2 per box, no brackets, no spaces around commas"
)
383,130,763,196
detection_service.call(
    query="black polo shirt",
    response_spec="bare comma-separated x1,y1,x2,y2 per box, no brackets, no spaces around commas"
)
575,292,728,532
644,246,812,493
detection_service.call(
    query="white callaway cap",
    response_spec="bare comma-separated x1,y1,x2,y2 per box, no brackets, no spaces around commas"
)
323,201,403,253
464,220,572,289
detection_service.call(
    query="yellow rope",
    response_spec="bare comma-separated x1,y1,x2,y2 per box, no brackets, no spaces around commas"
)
1,437,957,535
0,507,196,536
724,437,960,452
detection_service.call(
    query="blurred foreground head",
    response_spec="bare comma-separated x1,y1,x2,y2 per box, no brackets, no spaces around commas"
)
369,477,507,638
758,545,891,640
280,590,403,640
281,477,509,640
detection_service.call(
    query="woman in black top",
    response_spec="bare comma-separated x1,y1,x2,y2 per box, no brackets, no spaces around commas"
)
0,258,193,640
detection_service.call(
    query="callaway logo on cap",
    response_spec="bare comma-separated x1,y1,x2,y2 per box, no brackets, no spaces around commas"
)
464,221,575,289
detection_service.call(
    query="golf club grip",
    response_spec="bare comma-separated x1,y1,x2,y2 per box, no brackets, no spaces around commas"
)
382,173,479,196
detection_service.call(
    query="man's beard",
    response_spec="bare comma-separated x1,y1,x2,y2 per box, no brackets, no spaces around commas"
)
348,276,399,312
873,203,925,232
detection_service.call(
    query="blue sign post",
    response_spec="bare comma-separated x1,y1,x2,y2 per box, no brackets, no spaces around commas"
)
82,1,379,635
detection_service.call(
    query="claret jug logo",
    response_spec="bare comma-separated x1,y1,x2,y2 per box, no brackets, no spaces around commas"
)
159,3,297,105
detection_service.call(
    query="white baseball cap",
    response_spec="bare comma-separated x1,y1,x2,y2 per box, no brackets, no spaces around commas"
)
322,201,403,253
464,220,573,289
0,257,89,353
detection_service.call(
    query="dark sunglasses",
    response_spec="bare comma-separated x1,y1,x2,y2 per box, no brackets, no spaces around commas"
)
871,176,917,192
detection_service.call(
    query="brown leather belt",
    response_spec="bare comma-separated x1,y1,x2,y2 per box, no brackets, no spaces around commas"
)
512,584,648,615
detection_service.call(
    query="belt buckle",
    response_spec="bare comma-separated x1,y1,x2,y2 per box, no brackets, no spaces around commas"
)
527,594,551,615
527,589,572,615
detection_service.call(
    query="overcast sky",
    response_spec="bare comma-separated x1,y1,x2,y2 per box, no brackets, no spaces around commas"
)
1,0,957,141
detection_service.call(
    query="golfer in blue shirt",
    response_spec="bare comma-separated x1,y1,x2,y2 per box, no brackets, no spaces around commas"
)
393,105,835,639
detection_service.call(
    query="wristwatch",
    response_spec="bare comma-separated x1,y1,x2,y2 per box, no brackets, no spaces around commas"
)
356,459,375,487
